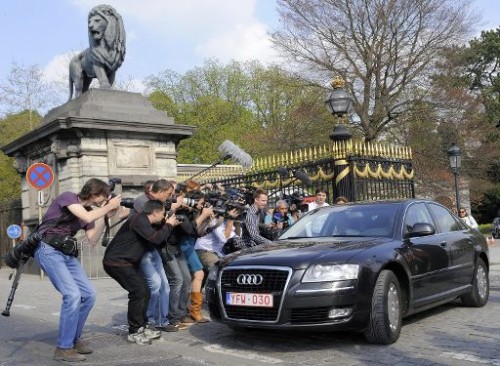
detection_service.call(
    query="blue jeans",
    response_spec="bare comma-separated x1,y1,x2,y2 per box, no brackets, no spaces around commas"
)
140,249,170,326
164,249,191,322
34,241,96,349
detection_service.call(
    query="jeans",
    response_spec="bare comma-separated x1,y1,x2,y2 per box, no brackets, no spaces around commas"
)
164,249,191,322
140,249,170,326
103,264,149,333
34,241,96,349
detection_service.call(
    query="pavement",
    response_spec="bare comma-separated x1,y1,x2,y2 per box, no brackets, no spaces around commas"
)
0,241,498,366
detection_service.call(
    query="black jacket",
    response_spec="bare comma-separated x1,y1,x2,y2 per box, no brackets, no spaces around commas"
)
103,212,173,266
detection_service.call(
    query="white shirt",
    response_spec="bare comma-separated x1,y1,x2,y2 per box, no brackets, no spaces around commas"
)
461,215,478,229
308,201,330,211
194,221,238,257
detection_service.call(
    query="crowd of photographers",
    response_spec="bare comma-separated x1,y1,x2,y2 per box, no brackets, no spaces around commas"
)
4,177,331,361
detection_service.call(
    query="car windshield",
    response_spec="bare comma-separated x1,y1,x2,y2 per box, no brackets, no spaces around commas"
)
278,203,399,239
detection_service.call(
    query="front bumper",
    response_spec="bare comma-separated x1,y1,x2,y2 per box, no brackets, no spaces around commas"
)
206,265,371,331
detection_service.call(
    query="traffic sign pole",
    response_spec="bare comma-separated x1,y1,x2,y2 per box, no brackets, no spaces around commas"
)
26,163,54,281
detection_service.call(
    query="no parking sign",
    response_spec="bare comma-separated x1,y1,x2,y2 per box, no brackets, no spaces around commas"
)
26,163,54,190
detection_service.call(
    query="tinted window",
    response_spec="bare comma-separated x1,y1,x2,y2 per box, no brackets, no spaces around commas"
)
403,203,434,236
279,204,398,239
427,203,462,233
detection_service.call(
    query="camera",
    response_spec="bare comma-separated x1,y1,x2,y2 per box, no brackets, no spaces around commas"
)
205,190,248,219
4,232,42,269
108,177,135,209
120,197,135,209
283,191,303,207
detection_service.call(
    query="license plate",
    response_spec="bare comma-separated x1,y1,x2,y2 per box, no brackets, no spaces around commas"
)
226,292,274,307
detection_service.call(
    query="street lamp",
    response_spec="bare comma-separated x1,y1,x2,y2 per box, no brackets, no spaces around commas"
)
447,143,462,211
325,77,352,141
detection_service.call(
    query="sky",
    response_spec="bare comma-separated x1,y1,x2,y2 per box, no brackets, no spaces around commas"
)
0,0,500,103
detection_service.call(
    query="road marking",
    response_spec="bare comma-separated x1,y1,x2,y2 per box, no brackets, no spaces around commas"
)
13,304,36,310
442,352,500,365
204,344,283,364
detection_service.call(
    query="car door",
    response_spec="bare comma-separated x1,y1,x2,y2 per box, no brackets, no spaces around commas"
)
427,203,475,290
403,202,452,305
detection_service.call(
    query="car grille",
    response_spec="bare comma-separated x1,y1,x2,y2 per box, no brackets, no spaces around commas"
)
220,267,291,322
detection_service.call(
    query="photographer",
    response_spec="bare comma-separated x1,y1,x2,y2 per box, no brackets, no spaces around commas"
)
103,200,180,345
194,208,241,271
34,178,121,362
166,189,214,324
263,200,295,240
132,179,181,333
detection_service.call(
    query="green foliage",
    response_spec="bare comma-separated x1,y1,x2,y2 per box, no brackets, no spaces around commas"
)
475,186,500,224
146,60,333,162
0,110,42,201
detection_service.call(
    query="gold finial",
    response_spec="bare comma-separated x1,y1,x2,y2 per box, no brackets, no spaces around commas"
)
330,76,345,89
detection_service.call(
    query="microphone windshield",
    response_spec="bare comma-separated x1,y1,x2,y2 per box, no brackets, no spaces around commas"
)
277,167,289,179
294,170,312,186
218,140,253,168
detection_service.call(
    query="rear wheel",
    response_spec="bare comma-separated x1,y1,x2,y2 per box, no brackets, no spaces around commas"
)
364,270,402,344
461,258,489,307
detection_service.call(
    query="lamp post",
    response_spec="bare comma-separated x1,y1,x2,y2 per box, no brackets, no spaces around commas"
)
447,143,462,211
325,77,353,202
325,77,352,141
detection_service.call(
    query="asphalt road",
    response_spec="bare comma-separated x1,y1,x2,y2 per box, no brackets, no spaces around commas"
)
0,242,499,366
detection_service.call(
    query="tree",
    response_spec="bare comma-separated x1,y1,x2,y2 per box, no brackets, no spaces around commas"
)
0,110,42,201
146,59,334,160
272,0,479,141
0,62,58,127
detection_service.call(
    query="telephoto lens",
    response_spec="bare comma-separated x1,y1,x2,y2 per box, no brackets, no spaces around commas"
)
120,197,135,209
182,198,199,208
4,232,42,268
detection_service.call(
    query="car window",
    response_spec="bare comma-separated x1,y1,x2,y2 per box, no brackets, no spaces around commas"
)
403,203,434,236
279,204,397,239
427,203,463,233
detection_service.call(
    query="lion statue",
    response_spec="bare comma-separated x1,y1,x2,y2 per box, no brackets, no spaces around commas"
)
68,4,126,100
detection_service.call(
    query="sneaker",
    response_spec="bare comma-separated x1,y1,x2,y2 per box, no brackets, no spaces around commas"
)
127,329,152,345
74,339,93,354
157,323,179,332
53,347,87,361
143,325,162,340
179,316,195,325
171,320,189,330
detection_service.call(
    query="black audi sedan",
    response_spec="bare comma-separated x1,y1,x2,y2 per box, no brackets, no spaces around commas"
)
205,199,490,344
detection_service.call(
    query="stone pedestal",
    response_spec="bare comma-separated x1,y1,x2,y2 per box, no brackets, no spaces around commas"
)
2,89,195,226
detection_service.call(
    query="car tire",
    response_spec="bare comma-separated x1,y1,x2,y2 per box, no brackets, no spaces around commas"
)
364,270,402,344
461,258,489,307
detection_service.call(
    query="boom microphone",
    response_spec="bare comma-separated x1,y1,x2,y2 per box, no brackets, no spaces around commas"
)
277,166,289,180
218,140,253,168
294,170,312,186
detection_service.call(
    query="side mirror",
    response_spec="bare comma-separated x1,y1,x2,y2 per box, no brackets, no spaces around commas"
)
407,223,435,238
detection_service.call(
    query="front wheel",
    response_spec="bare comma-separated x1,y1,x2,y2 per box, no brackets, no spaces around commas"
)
461,258,489,307
364,270,402,344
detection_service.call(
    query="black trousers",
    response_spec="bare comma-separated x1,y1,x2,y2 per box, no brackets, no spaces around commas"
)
103,264,150,333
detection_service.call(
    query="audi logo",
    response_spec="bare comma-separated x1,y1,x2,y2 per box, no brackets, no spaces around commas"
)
236,274,264,285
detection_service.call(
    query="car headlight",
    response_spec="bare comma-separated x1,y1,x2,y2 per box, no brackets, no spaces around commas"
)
207,266,219,282
302,264,359,282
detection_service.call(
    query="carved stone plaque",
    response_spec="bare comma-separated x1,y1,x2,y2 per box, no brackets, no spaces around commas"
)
109,142,154,174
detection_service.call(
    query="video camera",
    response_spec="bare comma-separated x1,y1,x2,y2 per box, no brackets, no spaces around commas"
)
282,191,303,207
205,189,249,219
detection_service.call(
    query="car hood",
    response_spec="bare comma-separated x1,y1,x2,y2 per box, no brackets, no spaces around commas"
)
220,237,392,269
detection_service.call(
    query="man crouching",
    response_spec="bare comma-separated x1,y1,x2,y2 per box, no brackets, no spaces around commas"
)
103,200,180,345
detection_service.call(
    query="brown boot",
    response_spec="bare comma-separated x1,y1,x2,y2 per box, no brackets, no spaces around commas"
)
74,339,93,354
189,292,210,323
53,347,87,362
